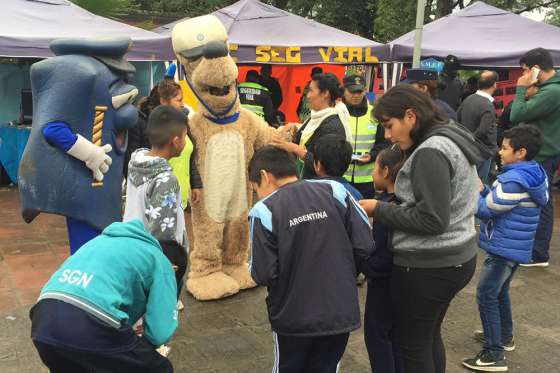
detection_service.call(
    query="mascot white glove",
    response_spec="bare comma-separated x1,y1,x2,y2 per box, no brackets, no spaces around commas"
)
67,134,112,181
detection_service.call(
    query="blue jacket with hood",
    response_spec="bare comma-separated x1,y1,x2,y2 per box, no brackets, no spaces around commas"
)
477,161,548,263
39,220,178,347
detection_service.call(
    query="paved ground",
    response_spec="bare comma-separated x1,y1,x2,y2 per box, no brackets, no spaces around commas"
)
0,187,559,372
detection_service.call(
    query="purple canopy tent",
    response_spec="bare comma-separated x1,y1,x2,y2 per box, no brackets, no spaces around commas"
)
0,0,174,61
389,1,560,67
153,0,389,64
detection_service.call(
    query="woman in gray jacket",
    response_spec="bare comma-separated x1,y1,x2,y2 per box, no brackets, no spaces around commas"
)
360,85,491,373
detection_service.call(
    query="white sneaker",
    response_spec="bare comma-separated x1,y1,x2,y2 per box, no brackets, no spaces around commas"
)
157,344,171,357
177,300,185,311
520,261,549,268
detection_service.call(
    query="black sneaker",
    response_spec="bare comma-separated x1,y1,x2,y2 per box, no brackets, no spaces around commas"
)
473,330,515,351
462,350,508,371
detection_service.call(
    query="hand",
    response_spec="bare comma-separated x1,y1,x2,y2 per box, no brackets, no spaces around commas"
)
357,154,372,164
67,135,112,182
276,125,293,142
359,199,378,218
479,179,484,193
133,320,144,336
85,144,113,181
517,70,537,88
270,138,306,157
191,188,202,204
172,265,179,272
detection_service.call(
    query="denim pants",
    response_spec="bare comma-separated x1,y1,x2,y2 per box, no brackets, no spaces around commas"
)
533,155,560,262
476,253,518,360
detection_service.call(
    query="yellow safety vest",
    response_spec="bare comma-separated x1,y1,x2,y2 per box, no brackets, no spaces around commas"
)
344,104,378,184
169,134,194,208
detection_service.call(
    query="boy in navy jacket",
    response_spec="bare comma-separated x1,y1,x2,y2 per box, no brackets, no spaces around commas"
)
463,125,548,372
248,146,374,373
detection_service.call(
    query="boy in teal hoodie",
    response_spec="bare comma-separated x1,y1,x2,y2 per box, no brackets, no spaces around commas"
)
30,220,178,373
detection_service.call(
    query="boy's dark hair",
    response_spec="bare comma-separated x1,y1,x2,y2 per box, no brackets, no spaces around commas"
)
502,124,543,161
248,145,298,184
520,48,554,71
147,105,187,147
478,70,498,90
377,145,406,182
313,134,352,177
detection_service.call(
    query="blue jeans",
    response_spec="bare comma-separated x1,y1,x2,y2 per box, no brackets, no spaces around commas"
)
476,253,518,360
533,155,560,262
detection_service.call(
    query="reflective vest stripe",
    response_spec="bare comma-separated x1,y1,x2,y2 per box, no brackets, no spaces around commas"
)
345,168,373,177
344,104,378,184
354,134,374,142
241,103,265,117
239,82,267,118
238,82,269,91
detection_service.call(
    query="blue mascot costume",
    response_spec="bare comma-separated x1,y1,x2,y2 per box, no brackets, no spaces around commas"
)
18,38,139,254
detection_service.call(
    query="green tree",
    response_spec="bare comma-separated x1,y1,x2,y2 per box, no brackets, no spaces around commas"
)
545,4,560,25
71,0,136,18
128,0,560,42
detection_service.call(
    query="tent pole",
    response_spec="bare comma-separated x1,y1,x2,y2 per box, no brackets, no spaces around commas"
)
149,62,154,90
412,0,427,68
383,63,388,92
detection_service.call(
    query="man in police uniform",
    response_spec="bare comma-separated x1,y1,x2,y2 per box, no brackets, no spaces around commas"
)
238,70,277,127
342,75,387,199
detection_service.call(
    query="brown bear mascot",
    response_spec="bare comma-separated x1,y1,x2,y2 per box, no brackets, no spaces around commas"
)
172,15,284,300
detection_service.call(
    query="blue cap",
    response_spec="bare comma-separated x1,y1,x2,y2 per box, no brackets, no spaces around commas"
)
402,68,439,84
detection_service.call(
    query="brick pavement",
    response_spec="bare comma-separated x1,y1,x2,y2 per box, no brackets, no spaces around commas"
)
0,187,559,372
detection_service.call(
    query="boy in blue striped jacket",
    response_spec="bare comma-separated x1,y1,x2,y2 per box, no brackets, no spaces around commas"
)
463,125,548,372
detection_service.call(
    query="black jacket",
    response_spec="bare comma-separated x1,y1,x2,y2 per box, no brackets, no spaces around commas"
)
294,114,346,179
365,192,397,280
124,108,151,177
457,93,498,153
438,73,463,110
260,76,283,110
238,83,276,127
435,98,458,122
249,180,374,336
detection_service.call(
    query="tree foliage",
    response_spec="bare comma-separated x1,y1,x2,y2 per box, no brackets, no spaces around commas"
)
70,0,136,18
74,0,560,42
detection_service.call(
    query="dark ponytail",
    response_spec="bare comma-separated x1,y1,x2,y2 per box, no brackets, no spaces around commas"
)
378,144,406,182
312,73,343,106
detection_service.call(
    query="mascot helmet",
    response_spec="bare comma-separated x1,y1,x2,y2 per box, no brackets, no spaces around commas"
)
172,15,228,62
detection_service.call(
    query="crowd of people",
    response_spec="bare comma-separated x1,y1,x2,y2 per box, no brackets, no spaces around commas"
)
29,47,560,373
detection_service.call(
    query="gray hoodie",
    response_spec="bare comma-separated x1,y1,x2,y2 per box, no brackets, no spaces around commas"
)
123,149,186,249
374,122,490,268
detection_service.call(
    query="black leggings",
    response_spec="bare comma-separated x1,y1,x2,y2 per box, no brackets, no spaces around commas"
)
390,256,476,373
160,241,188,298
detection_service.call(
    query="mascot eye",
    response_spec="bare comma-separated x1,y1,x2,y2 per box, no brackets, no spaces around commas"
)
112,88,139,109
